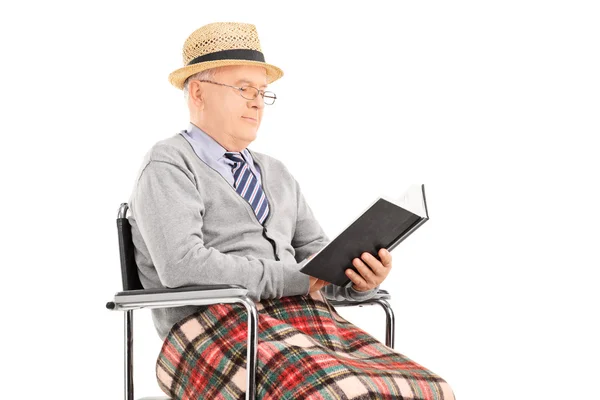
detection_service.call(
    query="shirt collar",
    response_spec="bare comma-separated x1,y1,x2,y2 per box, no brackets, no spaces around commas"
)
186,122,254,165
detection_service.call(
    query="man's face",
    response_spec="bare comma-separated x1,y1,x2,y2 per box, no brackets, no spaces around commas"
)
194,65,268,150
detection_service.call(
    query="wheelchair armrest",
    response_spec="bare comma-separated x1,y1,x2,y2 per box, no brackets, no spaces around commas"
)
327,288,391,307
106,284,249,311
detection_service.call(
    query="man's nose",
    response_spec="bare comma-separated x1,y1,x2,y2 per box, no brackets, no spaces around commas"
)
250,93,265,109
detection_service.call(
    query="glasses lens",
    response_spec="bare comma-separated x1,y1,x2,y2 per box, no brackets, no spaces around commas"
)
264,92,276,105
240,86,259,100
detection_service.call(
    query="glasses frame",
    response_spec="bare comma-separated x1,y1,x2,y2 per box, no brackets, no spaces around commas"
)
195,79,277,105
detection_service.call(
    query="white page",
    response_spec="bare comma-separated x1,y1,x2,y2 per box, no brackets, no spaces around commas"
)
381,184,427,218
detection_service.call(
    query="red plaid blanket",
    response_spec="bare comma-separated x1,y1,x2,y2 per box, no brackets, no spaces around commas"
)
156,291,454,399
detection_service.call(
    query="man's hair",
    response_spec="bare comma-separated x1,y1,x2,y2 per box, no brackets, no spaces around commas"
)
183,67,222,101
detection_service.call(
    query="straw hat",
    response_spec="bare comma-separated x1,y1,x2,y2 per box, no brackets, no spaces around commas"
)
168,22,284,90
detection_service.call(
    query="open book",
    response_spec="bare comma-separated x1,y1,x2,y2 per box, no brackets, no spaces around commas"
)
300,184,429,287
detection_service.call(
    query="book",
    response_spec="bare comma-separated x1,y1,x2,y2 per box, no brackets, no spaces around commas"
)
300,184,430,287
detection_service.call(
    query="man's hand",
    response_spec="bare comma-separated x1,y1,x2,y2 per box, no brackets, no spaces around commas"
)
346,248,392,292
306,253,331,293
309,276,331,293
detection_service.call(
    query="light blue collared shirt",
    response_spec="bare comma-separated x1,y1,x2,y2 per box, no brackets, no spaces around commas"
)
181,122,262,187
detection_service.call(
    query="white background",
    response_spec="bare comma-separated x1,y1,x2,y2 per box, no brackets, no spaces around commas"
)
1,1,598,399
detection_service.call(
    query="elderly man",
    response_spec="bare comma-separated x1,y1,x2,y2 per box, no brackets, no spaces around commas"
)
128,22,453,400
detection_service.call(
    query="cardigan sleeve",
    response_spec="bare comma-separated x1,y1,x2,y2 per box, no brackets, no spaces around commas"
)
130,160,310,301
290,176,380,301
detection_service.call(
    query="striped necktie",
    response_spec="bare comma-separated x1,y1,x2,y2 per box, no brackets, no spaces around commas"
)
223,151,270,224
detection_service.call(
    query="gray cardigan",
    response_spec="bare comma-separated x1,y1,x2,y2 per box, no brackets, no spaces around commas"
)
128,133,379,340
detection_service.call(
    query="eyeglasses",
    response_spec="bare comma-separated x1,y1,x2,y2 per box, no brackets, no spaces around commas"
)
196,80,277,105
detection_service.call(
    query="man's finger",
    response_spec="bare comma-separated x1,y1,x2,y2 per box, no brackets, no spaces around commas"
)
346,269,366,287
379,248,392,268
351,258,378,286
359,252,385,277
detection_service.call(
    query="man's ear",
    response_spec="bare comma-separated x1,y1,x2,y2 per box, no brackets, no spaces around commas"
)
189,80,204,109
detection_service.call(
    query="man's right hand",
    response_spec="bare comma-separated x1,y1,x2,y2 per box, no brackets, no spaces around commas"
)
307,253,331,293
309,276,331,293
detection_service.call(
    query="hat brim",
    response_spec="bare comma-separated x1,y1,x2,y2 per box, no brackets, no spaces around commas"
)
168,60,284,90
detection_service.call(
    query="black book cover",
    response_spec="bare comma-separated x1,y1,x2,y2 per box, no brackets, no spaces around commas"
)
300,186,429,287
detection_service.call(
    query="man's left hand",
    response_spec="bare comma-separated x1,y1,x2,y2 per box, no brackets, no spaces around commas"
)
346,248,392,292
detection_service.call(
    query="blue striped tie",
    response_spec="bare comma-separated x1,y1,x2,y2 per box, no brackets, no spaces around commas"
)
223,152,270,224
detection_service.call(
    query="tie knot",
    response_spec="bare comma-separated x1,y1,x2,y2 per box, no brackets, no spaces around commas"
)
224,152,245,165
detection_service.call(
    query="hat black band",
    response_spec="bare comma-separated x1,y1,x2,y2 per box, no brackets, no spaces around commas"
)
187,49,265,66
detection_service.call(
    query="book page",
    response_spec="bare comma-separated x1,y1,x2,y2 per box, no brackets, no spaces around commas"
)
382,184,427,218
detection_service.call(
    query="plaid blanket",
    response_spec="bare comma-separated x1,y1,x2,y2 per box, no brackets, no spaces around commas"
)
156,291,454,400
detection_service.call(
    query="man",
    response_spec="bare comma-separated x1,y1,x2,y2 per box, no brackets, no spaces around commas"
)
129,22,453,400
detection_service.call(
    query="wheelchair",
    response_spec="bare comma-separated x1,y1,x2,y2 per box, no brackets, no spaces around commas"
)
107,203,396,400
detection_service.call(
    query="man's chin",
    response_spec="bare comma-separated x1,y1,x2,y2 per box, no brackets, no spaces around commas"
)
245,130,258,141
